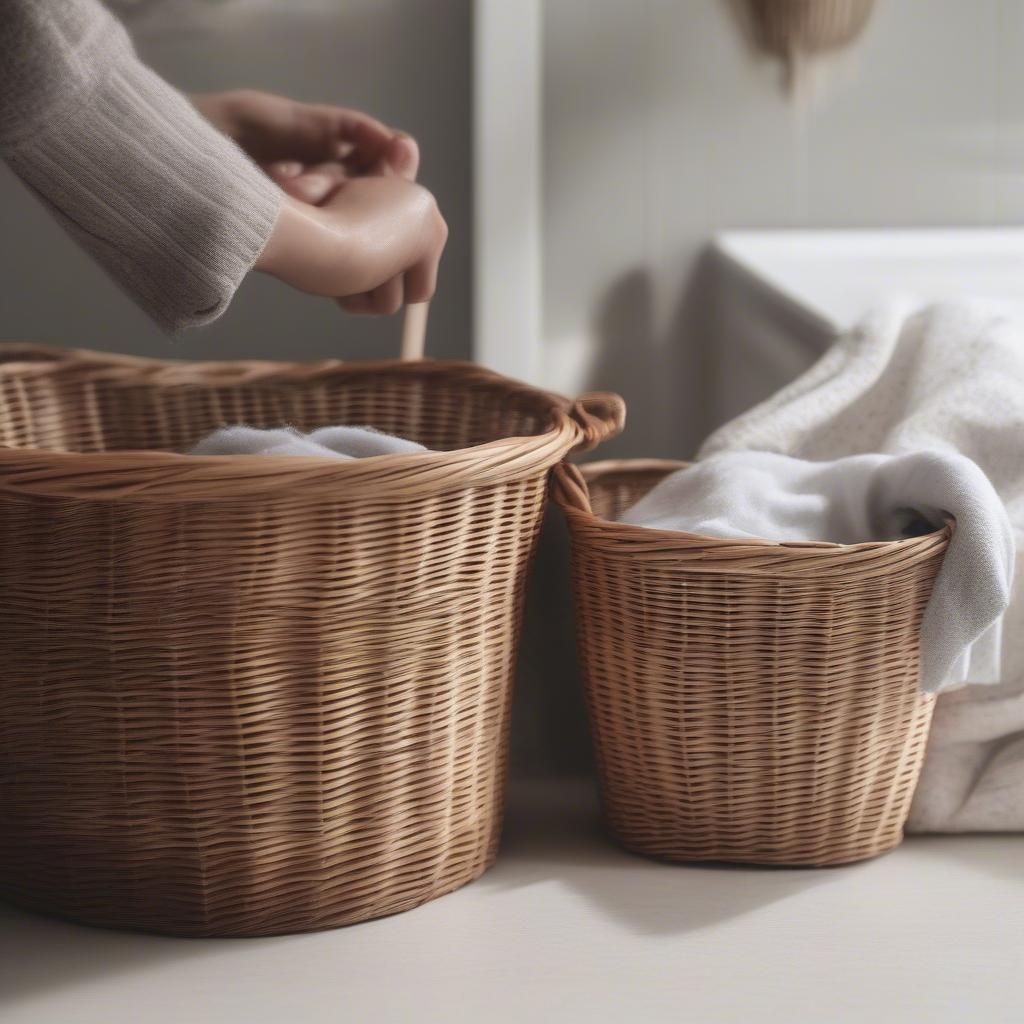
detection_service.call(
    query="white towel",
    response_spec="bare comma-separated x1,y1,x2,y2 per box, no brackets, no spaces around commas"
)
189,425,427,459
621,448,1013,694
696,300,1024,832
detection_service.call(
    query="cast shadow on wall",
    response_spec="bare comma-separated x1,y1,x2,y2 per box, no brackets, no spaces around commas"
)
510,248,722,779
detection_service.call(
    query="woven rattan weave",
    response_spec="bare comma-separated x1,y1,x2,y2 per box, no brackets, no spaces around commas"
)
554,459,948,867
0,343,623,935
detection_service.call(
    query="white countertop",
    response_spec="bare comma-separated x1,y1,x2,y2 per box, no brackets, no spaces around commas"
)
1,780,1020,1024
715,228,1024,335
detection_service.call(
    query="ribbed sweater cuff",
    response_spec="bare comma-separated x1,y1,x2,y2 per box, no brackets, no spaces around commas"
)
1,3,282,331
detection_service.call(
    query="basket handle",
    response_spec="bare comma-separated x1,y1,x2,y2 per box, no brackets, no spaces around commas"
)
567,392,626,453
551,461,593,513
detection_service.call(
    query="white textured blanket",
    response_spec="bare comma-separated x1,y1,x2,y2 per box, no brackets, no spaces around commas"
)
699,301,1024,832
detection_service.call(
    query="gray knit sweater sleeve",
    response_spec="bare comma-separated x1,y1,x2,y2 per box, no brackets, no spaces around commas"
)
0,0,282,331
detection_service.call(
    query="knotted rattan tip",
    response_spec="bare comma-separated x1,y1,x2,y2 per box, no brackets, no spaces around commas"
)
569,392,627,453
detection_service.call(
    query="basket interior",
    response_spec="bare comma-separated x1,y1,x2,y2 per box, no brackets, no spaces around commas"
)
0,359,560,455
584,466,676,522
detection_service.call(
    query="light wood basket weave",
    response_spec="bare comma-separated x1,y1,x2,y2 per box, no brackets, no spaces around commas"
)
554,459,950,867
0,342,624,936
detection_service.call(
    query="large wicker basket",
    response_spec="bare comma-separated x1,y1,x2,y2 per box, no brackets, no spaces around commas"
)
554,459,949,867
0,342,624,936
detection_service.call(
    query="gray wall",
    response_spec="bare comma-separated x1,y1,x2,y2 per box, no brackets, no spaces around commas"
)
0,0,472,363
542,0,1024,461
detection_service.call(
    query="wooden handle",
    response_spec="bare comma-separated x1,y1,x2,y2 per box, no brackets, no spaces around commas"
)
400,302,429,361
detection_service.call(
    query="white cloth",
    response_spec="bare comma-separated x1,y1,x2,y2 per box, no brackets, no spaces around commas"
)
621,448,1012,694
696,300,1024,832
189,425,426,459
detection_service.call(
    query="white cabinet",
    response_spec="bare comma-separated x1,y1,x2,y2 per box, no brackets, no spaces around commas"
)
710,228,1024,426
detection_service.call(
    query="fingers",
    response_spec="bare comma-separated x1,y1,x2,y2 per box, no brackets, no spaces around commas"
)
337,275,405,316
275,104,386,164
326,108,396,172
405,205,447,303
264,161,347,205
368,275,405,315
403,257,439,305
205,90,420,183
284,165,346,205
263,143,415,206
265,160,303,180
337,293,376,315
335,187,445,315
248,100,394,167
324,109,419,180
376,134,420,181
336,265,436,317
259,99,418,182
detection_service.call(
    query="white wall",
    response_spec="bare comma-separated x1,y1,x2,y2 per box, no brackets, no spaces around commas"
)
0,0,472,363
542,0,1024,459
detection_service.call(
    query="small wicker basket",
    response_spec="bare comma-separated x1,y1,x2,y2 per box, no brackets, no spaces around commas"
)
0,342,624,936
554,459,949,867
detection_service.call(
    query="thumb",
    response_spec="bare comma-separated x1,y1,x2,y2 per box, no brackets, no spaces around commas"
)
385,134,420,181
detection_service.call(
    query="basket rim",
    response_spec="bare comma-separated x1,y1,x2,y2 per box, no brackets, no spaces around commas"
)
553,458,952,578
0,343,625,502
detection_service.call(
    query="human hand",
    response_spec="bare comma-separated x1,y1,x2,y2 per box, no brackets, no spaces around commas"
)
195,89,441,313
255,176,447,315
191,88,419,192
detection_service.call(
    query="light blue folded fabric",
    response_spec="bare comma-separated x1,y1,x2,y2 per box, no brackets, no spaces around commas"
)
189,425,427,459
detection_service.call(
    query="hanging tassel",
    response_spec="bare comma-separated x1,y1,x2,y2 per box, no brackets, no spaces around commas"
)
744,0,877,92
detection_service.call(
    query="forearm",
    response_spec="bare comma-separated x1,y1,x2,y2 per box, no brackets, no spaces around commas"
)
0,0,282,331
